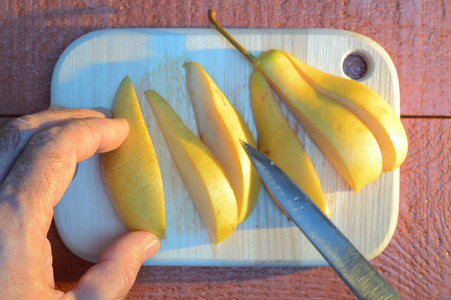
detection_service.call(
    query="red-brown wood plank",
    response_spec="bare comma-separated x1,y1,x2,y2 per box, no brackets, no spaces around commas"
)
49,118,450,299
0,0,449,116
1,0,449,298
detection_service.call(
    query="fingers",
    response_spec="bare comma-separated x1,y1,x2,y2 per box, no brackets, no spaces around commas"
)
0,107,111,184
0,116,129,232
67,231,160,300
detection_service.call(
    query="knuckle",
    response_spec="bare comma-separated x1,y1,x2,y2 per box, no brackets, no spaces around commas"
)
14,126,69,178
0,115,40,152
11,115,39,130
46,106,78,122
29,125,62,145
121,263,138,289
0,125,22,152
28,127,71,163
22,116,98,163
24,129,60,160
0,123,22,152
8,115,40,131
69,118,102,147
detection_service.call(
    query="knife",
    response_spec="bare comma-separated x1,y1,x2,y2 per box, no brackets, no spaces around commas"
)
241,141,402,300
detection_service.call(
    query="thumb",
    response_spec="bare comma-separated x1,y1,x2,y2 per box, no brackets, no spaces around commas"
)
67,231,160,300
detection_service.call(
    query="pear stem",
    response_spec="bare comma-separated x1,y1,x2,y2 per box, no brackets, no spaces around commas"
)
208,10,257,64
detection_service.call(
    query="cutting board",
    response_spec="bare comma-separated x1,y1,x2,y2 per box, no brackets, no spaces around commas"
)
51,28,400,266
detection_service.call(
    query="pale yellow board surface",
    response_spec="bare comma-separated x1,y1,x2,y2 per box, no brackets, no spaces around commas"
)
51,28,400,266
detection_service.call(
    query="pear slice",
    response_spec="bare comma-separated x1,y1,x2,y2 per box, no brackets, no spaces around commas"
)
209,11,387,192
102,76,165,239
285,54,408,171
184,62,260,224
250,71,330,217
145,90,237,244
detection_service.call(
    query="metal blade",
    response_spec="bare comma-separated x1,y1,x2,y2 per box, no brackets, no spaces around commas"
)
242,141,401,300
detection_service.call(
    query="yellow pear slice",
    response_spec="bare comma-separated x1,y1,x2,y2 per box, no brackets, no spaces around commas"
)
145,90,237,244
184,62,260,224
256,51,382,192
250,71,330,217
285,53,408,171
102,76,165,239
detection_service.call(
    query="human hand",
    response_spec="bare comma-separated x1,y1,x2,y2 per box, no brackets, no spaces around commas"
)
0,108,160,299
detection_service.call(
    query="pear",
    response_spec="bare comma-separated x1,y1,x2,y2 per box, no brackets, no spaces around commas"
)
284,55,408,171
209,10,407,173
209,11,386,192
102,76,165,239
250,71,330,217
145,90,237,244
184,62,260,224
253,50,383,192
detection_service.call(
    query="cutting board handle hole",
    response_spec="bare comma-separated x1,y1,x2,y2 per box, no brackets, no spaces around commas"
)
341,50,374,81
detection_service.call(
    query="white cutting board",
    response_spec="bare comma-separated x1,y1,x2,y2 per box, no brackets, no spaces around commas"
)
51,28,400,266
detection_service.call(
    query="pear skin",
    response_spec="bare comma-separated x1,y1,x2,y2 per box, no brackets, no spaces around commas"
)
250,71,330,217
255,50,383,192
145,90,237,244
102,76,165,239
285,53,408,171
184,62,260,224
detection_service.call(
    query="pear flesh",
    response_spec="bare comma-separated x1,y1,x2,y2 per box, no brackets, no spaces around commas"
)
256,50,383,193
184,62,260,224
250,71,330,217
102,76,165,239
285,53,408,171
145,90,238,244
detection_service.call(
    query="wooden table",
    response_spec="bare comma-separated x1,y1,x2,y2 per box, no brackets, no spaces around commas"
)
1,0,449,298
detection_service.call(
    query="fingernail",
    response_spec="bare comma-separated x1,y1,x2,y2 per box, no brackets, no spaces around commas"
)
92,107,112,118
143,236,160,261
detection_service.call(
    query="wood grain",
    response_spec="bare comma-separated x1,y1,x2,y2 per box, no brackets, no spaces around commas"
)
0,0,449,116
0,0,449,298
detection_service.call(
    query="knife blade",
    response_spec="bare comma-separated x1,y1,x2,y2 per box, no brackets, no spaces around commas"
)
241,141,402,300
